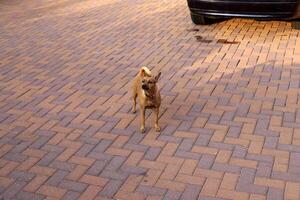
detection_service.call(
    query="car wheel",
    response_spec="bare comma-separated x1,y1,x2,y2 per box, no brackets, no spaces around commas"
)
292,21,300,30
190,13,212,25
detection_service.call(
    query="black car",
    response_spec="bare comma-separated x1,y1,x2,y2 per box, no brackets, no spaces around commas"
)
187,0,300,29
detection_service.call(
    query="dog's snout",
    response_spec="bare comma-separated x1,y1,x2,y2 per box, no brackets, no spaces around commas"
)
142,84,149,90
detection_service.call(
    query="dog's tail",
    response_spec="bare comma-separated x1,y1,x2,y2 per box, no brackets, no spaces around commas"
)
139,66,152,77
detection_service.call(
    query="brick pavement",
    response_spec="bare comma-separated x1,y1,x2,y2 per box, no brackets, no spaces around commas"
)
1,0,300,199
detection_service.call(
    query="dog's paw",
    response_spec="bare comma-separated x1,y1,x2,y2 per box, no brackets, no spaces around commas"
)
140,127,146,133
155,126,161,132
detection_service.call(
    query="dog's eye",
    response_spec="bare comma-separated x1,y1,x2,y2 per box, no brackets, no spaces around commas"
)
142,80,145,83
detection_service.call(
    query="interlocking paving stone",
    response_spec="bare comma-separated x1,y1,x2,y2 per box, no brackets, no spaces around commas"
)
98,179,123,198
163,190,182,200
15,191,45,200
62,191,81,200
59,180,88,193
181,184,201,200
1,0,300,199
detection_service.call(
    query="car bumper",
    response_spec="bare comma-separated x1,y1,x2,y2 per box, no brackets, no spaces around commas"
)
188,0,300,19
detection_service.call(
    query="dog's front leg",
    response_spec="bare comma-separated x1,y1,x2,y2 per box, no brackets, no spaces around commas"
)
154,107,160,132
140,106,146,133
132,88,137,113
132,92,137,113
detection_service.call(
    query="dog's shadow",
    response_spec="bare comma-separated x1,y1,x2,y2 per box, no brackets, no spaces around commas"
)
133,59,294,136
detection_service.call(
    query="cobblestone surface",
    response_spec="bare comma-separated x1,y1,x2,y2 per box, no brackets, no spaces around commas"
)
1,0,300,199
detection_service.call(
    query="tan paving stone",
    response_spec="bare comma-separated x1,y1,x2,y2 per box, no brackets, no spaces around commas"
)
80,174,109,187
24,175,48,192
285,182,300,200
201,177,222,197
37,185,67,198
175,174,206,186
254,177,285,190
179,159,198,175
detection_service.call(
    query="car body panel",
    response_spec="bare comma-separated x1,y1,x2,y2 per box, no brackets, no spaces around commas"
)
187,0,300,19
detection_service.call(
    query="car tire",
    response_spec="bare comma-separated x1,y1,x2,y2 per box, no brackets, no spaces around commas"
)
190,13,212,25
292,21,300,30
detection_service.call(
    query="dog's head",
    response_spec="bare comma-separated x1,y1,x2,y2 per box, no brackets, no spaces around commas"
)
141,72,161,92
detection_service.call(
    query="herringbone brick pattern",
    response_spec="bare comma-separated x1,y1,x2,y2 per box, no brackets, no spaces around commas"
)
1,0,300,199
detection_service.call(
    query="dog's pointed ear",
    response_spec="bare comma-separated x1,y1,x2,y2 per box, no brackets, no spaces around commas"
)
154,72,161,82
140,67,151,77
141,68,146,77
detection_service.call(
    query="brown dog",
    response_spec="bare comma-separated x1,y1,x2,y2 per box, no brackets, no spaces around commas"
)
132,67,161,133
